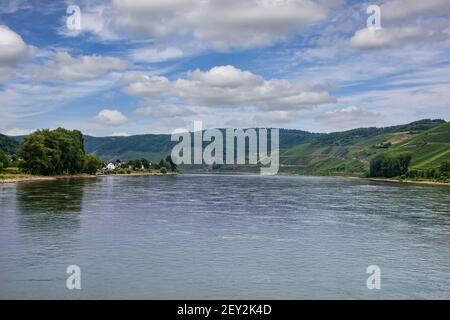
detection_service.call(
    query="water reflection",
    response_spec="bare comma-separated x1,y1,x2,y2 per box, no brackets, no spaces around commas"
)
15,179,92,236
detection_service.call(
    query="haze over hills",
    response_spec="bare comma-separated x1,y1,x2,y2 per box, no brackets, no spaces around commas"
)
1,119,449,176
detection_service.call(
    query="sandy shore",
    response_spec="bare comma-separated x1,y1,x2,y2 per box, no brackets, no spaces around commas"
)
368,177,450,186
0,172,178,184
0,175,97,184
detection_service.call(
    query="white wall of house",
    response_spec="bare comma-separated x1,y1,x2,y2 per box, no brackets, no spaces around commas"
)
106,163,116,170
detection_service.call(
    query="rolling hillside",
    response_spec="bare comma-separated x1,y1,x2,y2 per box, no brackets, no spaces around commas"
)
1,119,448,176
279,120,449,175
0,134,19,155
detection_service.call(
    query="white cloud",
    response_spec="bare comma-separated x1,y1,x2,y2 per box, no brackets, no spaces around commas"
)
129,47,184,63
381,0,450,21
0,0,30,14
350,27,426,49
63,0,340,49
123,73,172,98
253,110,297,124
0,25,35,82
316,106,382,129
124,65,335,110
91,109,128,126
136,105,194,117
0,25,30,66
110,131,130,136
40,51,130,82
2,127,35,136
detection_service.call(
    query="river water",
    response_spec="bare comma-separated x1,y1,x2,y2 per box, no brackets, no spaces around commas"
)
0,174,449,299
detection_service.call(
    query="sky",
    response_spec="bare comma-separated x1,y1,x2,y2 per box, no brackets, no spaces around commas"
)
0,0,449,136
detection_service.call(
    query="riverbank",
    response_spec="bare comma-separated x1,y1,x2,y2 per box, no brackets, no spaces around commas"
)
1,171,447,186
0,174,97,184
367,177,450,186
0,171,178,184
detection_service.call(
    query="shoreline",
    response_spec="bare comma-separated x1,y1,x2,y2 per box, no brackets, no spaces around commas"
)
367,177,450,186
1,172,448,186
0,172,177,184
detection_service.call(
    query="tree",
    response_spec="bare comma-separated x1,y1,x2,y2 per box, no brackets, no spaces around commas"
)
160,166,167,174
83,155,102,175
440,161,450,177
165,155,177,172
128,159,143,170
0,149,10,171
369,153,411,178
18,128,85,175
369,156,384,177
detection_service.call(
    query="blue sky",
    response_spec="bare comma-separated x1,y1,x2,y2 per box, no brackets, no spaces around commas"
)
0,0,449,136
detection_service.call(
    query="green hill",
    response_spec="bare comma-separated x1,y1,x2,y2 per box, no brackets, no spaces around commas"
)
0,134,19,155
279,119,449,176
2,119,448,176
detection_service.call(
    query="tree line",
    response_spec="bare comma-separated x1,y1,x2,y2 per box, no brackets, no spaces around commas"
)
369,152,449,180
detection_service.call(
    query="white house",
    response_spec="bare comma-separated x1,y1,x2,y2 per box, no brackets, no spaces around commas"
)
106,163,116,170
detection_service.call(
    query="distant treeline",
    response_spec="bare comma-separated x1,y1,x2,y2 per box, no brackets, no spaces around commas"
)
369,153,449,180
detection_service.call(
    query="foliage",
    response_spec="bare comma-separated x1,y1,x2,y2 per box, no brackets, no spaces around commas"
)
18,128,85,175
83,155,102,175
369,153,412,178
0,133,19,155
0,149,11,170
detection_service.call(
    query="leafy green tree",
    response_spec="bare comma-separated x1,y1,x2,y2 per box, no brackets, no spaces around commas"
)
439,161,450,177
128,159,143,170
18,128,85,175
369,153,411,178
160,166,167,174
83,155,102,175
0,149,10,170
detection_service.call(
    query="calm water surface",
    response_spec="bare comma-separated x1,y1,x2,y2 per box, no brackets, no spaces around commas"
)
0,174,449,299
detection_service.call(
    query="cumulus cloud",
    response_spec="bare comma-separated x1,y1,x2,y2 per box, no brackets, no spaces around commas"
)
62,0,339,49
0,25,35,81
124,65,335,110
350,27,427,49
39,51,130,82
91,109,128,126
316,106,382,129
123,73,172,98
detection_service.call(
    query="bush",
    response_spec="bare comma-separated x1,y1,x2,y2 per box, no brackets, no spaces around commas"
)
160,167,167,174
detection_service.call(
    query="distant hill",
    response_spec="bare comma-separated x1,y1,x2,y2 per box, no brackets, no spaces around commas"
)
279,119,449,175
1,119,448,176
0,134,19,155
